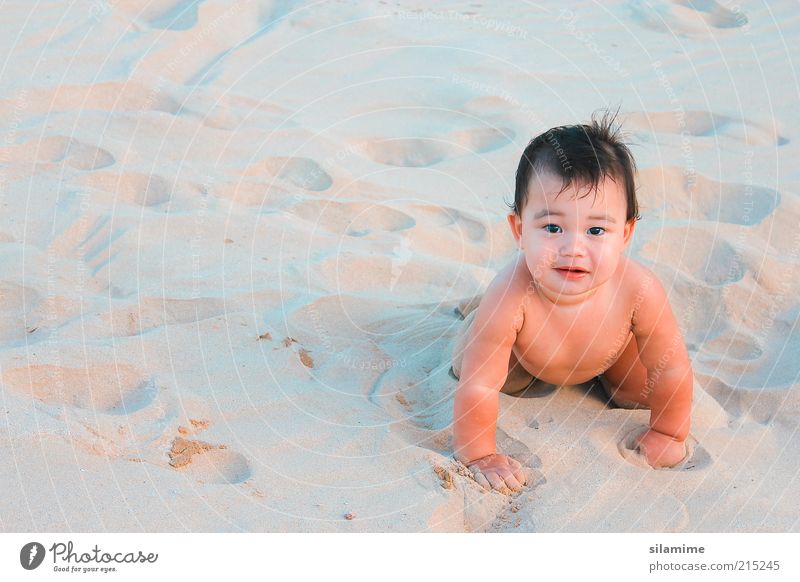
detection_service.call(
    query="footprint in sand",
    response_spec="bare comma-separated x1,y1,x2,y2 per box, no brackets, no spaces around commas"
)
0,282,43,346
627,0,748,35
451,127,516,155
640,225,744,286
637,166,780,225
81,171,172,206
722,289,800,356
2,364,157,415
289,199,415,237
209,180,291,207
627,111,787,146
315,251,469,294
45,213,131,280
101,296,228,337
242,156,332,191
112,1,291,85
2,81,182,116
618,426,711,471
463,95,515,115
112,0,201,31
700,331,763,361
3,135,115,171
361,127,515,168
362,137,449,168
699,374,800,424
407,204,487,242
168,437,251,484
190,93,295,131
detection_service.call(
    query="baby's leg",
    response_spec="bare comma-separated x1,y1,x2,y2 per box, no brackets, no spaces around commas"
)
451,301,535,395
450,308,477,381
456,294,483,319
501,350,537,395
599,333,650,409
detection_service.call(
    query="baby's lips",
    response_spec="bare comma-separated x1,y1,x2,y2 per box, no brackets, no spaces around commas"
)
554,267,590,273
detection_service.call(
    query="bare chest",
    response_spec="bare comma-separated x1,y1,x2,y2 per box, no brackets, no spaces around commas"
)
514,291,634,383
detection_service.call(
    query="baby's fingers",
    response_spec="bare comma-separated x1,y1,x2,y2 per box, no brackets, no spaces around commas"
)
508,457,523,471
510,464,526,486
472,471,492,491
507,460,526,484
484,471,508,492
503,473,524,492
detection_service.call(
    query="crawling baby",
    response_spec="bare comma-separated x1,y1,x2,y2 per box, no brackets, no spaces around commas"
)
452,112,694,492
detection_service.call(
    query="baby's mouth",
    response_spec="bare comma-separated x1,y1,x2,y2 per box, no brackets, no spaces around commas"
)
554,266,590,280
555,266,589,273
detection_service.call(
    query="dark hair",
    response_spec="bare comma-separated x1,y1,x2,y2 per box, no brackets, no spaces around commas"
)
510,110,640,222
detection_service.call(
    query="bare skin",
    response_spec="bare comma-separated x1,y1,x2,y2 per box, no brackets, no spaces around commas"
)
453,172,693,492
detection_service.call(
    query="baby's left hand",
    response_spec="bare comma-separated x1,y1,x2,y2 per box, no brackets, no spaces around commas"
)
636,429,687,468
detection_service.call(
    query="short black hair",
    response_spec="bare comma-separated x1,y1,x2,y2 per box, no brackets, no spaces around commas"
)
510,110,640,222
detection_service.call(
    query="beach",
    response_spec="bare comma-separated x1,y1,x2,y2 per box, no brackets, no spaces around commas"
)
0,0,798,532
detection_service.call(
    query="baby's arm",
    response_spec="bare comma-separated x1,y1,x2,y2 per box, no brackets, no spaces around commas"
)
452,270,527,491
632,273,694,467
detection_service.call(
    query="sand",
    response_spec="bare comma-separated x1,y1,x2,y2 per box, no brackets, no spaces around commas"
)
0,0,798,532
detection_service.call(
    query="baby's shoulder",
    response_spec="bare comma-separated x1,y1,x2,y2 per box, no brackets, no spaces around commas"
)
616,256,664,308
485,253,533,299
478,254,531,314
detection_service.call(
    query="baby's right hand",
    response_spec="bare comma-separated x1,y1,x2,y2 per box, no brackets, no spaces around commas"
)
465,453,527,493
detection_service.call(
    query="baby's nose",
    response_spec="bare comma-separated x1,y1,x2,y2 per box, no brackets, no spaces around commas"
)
560,235,587,255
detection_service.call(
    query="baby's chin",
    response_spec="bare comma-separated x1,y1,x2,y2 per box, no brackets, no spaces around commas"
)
534,273,606,296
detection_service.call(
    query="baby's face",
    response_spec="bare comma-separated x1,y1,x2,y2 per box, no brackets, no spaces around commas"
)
508,171,635,303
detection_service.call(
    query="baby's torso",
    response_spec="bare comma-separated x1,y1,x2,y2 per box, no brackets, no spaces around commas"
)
511,257,637,385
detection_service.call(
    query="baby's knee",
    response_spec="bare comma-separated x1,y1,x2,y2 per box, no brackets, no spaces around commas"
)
598,375,650,409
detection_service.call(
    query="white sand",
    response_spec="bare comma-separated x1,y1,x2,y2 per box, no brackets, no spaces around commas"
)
1,0,798,532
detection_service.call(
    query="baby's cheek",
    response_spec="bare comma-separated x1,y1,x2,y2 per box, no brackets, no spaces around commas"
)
523,247,554,279
597,251,619,268
537,253,556,270
529,259,548,280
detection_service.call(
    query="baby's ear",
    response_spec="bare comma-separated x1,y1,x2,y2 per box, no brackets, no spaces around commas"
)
622,218,636,248
507,213,523,247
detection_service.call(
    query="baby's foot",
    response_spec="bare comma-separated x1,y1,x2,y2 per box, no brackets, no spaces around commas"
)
464,453,527,493
636,429,688,468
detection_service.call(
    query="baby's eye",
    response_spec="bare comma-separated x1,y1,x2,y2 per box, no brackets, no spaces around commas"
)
543,224,561,234
588,227,606,236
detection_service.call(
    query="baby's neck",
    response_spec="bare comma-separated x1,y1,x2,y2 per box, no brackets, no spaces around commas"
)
533,281,602,308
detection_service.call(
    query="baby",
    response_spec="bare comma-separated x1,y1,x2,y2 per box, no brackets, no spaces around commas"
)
451,112,694,493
